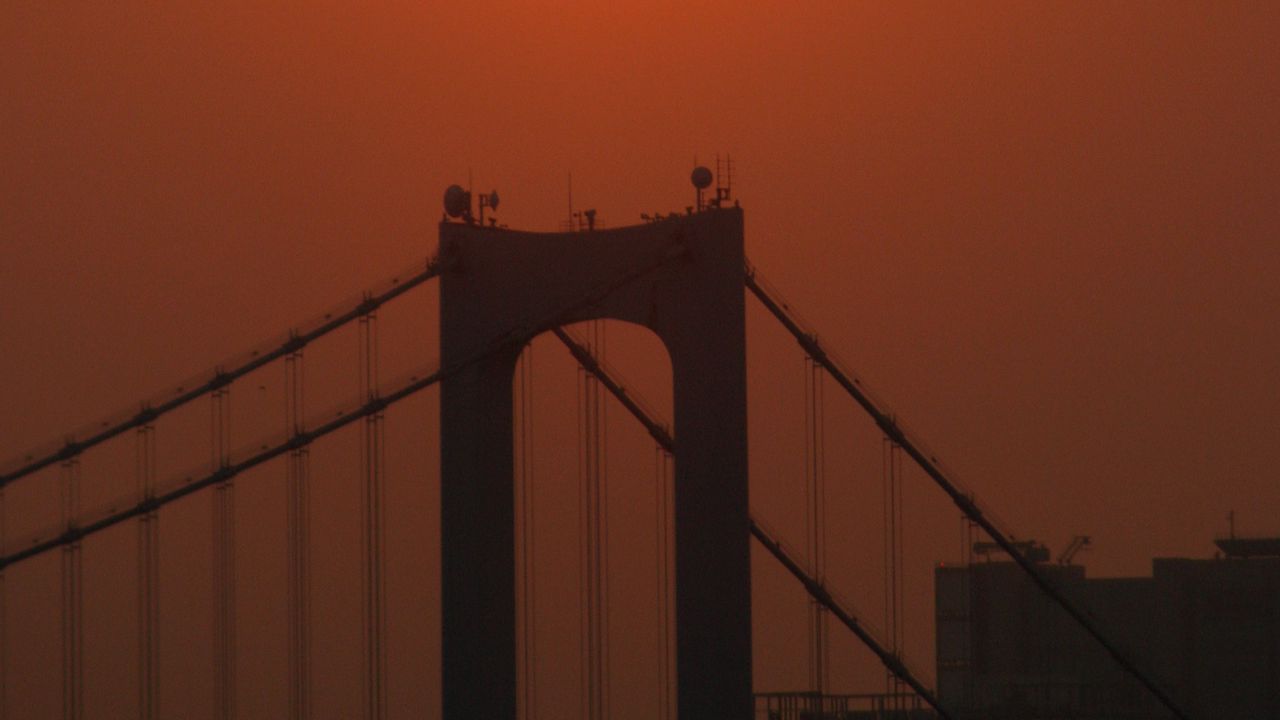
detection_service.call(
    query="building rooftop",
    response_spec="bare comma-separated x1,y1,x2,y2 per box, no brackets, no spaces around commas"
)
1212,535,1280,559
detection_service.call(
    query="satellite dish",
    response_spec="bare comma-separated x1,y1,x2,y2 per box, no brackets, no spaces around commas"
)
443,184,470,218
691,166,713,190
487,190,499,211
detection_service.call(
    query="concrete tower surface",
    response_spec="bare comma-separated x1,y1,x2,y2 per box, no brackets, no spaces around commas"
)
439,207,752,719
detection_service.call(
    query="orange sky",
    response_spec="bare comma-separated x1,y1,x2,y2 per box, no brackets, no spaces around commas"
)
3,2,1280,717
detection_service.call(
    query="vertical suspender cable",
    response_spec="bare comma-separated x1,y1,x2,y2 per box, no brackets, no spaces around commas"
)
817,365,828,690
527,351,536,720
579,341,592,720
137,423,159,719
960,499,975,707
893,443,902,709
804,357,815,691
61,456,83,720
899,446,908,708
0,481,6,720
286,350,311,720
804,357,828,693
882,439,906,708
212,397,221,717
576,364,587,720
577,361,593,720
588,355,598,719
212,386,235,720
582,359,597,720
515,347,537,720
882,438,892,701
359,309,386,720
227,393,237,720
576,322,609,720
654,446,672,720
596,322,609,720
376,384,386,715
895,445,905,691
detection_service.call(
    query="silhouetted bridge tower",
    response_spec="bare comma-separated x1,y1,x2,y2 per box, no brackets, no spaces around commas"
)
441,208,751,717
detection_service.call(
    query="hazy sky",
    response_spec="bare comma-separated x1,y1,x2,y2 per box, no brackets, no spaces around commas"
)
3,2,1279,717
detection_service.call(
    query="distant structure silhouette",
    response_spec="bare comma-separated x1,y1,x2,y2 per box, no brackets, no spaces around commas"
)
937,537,1280,719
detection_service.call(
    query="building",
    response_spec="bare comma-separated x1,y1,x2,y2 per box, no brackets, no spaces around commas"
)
935,538,1280,719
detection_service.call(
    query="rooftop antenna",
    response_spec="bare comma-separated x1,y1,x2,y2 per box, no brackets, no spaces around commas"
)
443,184,473,224
478,190,499,226
691,164,713,211
567,172,574,230
467,168,476,224
714,153,734,207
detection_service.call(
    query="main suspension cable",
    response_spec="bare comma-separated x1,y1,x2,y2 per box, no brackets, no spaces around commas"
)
0,242,685,572
0,256,446,490
549,326,952,719
749,519,952,720
745,260,1192,720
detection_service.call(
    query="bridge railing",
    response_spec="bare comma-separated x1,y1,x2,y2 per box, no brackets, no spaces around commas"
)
754,691,929,720
747,511,952,719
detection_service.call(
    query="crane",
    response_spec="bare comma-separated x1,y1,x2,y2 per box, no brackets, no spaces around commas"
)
1057,535,1092,565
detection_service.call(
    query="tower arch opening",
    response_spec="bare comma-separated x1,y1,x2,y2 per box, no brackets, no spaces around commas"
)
513,319,675,719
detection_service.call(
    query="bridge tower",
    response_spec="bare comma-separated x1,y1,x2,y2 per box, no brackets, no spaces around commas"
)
439,207,751,719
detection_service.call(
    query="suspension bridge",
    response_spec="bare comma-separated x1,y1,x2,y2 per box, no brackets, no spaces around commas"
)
0,183,1190,720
